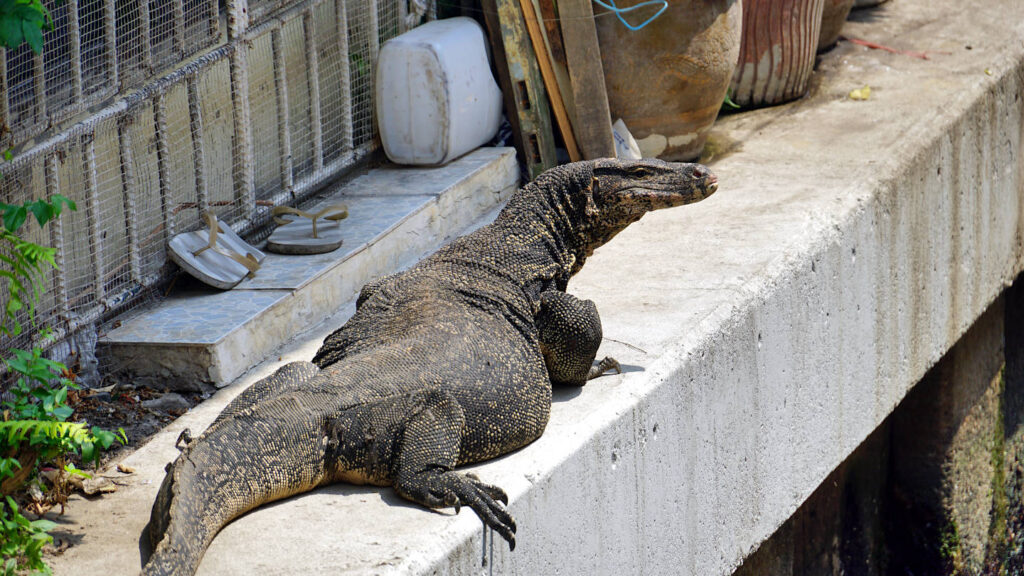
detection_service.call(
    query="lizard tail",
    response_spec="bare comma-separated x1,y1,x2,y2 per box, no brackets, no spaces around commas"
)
141,404,330,576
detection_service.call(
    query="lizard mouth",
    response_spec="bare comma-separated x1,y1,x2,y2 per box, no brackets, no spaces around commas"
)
706,173,719,194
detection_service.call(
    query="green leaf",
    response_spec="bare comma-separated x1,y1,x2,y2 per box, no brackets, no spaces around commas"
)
50,405,72,421
37,4,53,31
21,17,42,53
63,464,90,479
25,201,54,228
28,519,55,533
0,17,24,50
50,194,76,213
2,205,27,233
92,428,114,450
80,441,95,463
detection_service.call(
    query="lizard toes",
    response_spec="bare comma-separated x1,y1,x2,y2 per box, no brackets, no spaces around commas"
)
465,474,508,505
452,476,516,546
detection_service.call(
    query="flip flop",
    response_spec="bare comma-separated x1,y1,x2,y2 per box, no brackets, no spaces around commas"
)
168,212,265,289
265,203,348,255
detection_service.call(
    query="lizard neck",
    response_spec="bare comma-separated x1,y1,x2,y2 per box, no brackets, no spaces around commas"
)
495,163,595,286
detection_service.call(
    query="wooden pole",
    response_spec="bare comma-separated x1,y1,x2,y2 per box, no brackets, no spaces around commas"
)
517,0,581,162
482,0,557,178
559,0,616,159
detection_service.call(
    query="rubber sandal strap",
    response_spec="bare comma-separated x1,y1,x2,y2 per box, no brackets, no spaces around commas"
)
315,203,349,222
221,250,260,278
271,203,348,239
192,211,260,278
192,211,222,257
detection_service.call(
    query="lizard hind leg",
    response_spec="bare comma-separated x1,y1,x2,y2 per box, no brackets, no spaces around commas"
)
392,390,517,549
213,361,320,425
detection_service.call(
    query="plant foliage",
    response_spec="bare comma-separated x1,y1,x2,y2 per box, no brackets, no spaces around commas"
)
0,194,123,573
0,342,124,573
0,496,54,575
0,196,76,336
0,0,53,54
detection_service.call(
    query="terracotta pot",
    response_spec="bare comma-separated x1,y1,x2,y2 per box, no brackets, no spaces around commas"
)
0,448,38,496
729,0,825,107
817,0,854,52
596,1,742,161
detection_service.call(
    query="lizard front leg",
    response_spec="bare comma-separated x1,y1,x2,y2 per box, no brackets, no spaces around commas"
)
391,390,517,549
536,291,621,386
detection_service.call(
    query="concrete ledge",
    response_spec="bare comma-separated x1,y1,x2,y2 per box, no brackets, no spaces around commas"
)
100,147,518,386
49,1,1023,574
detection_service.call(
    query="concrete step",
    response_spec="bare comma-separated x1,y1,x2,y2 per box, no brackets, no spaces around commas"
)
100,147,519,387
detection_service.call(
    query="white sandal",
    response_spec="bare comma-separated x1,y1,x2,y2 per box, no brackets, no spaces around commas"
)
168,212,265,289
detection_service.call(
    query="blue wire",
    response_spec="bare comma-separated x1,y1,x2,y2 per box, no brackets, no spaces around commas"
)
591,0,669,31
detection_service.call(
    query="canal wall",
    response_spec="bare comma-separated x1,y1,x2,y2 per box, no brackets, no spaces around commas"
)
46,0,1024,573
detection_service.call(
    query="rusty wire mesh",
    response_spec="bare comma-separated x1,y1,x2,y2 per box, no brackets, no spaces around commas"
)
0,0,422,373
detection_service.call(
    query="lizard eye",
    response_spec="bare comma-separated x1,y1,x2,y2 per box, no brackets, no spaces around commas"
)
631,167,650,178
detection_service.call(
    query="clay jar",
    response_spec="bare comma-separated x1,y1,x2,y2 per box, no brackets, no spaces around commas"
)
818,0,855,52
729,0,825,107
595,1,742,161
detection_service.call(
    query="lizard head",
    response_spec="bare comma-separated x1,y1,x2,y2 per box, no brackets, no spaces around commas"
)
579,158,718,257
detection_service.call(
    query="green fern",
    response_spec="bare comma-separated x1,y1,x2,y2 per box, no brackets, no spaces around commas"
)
0,196,73,336
0,421,122,465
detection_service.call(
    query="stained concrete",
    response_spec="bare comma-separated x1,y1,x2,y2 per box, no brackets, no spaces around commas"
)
736,291,1018,576
47,0,1024,574
889,300,1006,574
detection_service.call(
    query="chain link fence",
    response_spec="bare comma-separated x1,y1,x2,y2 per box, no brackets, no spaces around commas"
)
0,0,425,372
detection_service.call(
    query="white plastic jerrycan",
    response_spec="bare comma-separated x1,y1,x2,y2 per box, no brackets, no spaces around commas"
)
376,17,503,166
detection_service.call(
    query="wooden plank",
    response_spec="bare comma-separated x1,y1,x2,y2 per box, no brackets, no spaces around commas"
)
518,0,581,162
481,0,557,179
538,0,566,66
559,0,616,159
536,0,576,128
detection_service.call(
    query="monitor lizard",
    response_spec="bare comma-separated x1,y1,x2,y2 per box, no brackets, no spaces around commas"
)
141,158,718,575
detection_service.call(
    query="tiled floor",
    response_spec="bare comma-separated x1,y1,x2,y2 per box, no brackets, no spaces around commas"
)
99,147,518,381
243,194,436,291
104,289,291,345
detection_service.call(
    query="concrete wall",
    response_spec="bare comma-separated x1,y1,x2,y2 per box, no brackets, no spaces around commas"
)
736,278,1023,575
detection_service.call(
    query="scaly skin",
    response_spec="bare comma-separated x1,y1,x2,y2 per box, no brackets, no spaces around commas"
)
141,158,718,575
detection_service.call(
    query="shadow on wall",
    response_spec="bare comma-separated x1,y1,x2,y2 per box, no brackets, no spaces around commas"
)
734,273,1024,576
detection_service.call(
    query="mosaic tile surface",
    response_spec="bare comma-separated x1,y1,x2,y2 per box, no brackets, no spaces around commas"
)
342,148,514,197
103,289,291,344
102,147,516,363
245,194,435,290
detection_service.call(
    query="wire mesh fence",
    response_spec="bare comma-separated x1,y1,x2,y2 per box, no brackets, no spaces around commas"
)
0,0,423,375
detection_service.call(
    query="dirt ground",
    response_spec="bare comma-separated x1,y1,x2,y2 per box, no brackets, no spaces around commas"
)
69,383,206,462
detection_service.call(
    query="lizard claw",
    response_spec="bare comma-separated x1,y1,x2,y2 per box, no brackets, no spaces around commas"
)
399,470,516,548
587,356,621,380
451,472,516,547
175,428,194,450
